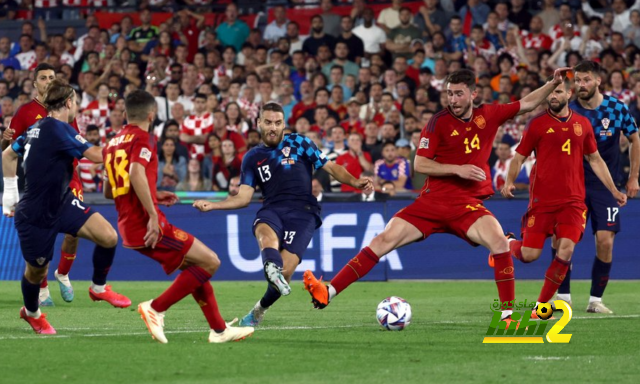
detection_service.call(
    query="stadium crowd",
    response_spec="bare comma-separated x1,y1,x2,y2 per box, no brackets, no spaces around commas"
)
0,0,637,196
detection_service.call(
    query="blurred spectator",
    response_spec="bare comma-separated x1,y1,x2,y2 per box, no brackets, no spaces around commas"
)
363,121,383,162
211,139,242,191
415,0,452,38
377,0,403,34
491,134,529,192
180,93,213,159
353,8,387,56
386,7,422,60
264,6,289,45
216,3,250,52
177,158,212,191
303,15,336,57
582,0,640,33
374,141,412,191
323,42,359,79
129,9,159,53
246,129,261,150
158,137,188,192
212,109,247,154
77,125,103,193
460,0,491,32
228,175,241,196
395,138,412,160
336,132,373,192
337,16,365,64
225,101,250,134
320,0,341,38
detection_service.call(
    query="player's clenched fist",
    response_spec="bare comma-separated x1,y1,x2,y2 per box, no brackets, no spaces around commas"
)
456,164,486,181
193,200,215,212
354,177,374,192
614,191,628,207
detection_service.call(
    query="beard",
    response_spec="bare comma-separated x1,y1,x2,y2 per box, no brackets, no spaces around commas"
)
313,26,324,34
549,99,567,113
450,103,471,118
577,86,597,101
263,129,285,147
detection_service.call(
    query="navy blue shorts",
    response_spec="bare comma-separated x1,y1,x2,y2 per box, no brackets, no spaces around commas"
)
252,205,320,259
585,187,621,234
15,193,95,268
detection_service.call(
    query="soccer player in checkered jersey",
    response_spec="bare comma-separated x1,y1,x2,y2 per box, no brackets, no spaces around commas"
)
104,90,253,343
303,68,572,324
1,63,84,306
555,61,639,313
193,102,373,327
496,76,627,319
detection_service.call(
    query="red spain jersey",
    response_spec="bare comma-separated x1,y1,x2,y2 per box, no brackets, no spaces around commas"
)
104,124,166,248
516,109,597,209
416,102,520,200
10,98,82,188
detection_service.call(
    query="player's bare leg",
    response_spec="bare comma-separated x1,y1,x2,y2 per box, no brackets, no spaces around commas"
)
21,263,56,334
240,249,300,327
304,217,423,309
76,213,131,308
588,231,615,313
254,223,291,296
466,215,517,321
51,234,79,302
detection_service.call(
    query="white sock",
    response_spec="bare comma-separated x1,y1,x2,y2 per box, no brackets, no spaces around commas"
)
535,301,542,309
557,293,571,303
91,283,106,293
589,296,602,303
26,308,41,319
501,310,513,320
328,285,337,301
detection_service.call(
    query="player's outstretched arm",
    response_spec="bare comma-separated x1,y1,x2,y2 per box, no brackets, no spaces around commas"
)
130,162,160,248
502,153,526,199
626,132,640,198
323,160,374,192
414,155,486,181
193,184,255,212
82,146,104,163
585,151,628,207
2,147,19,217
517,67,572,115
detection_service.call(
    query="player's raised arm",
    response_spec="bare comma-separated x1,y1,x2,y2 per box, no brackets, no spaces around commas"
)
2,146,20,217
585,151,627,207
517,67,572,115
193,184,255,212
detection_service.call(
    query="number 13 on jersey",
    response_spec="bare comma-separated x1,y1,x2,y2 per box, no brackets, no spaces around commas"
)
105,149,131,198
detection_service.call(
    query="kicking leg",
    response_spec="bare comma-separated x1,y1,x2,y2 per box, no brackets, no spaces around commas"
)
588,230,615,313
255,223,291,296
54,234,79,302
303,217,423,308
76,213,130,308
537,237,574,305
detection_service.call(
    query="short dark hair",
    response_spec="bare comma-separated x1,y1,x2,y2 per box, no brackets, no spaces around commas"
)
330,65,344,74
34,63,55,78
314,87,330,98
125,90,157,121
86,124,99,133
260,102,285,119
445,69,477,92
194,93,207,101
43,79,75,112
545,75,572,90
574,60,603,78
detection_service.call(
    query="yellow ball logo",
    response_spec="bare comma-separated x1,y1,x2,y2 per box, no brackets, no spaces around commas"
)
536,302,554,320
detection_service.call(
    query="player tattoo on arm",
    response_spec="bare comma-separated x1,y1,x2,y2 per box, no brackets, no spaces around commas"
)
193,185,255,212
585,151,628,207
502,153,526,198
130,162,160,248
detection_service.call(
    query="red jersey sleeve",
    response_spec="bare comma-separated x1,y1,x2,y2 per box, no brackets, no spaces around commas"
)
416,117,440,159
583,118,598,155
9,105,30,139
130,133,154,167
485,102,520,127
515,120,539,157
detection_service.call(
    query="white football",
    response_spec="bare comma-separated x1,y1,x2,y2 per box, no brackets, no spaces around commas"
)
376,296,412,331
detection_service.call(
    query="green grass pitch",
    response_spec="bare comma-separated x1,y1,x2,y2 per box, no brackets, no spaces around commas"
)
0,280,639,384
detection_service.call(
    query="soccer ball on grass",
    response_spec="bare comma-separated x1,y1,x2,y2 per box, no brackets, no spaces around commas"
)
376,296,412,331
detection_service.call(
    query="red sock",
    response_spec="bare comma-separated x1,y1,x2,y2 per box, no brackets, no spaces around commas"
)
192,282,226,331
538,257,570,303
152,266,212,313
330,247,380,294
57,251,76,275
40,276,48,289
509,240,524,262
492,252,515,310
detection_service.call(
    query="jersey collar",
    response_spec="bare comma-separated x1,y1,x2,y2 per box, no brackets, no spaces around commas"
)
546,108,572,123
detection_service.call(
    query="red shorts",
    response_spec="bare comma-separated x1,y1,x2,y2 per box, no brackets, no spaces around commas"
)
394,197,494,246
132,222,195,274
520,203,587,249
69,179,84,202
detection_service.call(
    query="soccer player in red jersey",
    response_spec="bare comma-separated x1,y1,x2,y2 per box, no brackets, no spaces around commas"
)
104,90,253,343
497,77,627,317
303,68,572,322
2,63,85,306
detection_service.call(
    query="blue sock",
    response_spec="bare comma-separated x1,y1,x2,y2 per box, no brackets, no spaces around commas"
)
21,275,40,312
590,256,612,298
261,248,283,268
259,285,282,308
553,247,572,294
92,246,116,285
